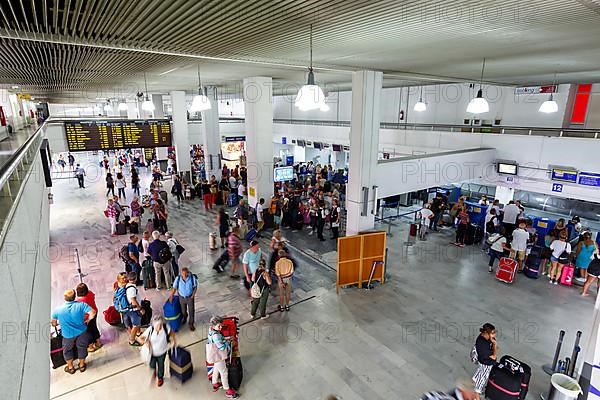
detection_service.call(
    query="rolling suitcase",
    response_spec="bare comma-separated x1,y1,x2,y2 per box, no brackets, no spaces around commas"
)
140,299,152,326
163,296,182,332
213,250,229,273
129,221,139,234
116,221,127,235
228,193,238,207
560,264,575,286
496,257,518,284
169,346,193,383
464,224,476,245
409,223,418,237
485,355,531,400
206,317,241,383
141,257,156,289
524,254,540,279
50,328,66,369
209,232,218,250
228,357,243,390
245,228,257,242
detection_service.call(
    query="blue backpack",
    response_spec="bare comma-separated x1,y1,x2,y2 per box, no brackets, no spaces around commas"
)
113,286,134,312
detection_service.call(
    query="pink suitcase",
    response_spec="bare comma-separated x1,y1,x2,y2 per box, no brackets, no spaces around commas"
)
496,257,518,284
560,264,575,286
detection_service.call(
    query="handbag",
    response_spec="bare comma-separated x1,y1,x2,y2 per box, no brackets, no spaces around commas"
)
104,210,109,218
558,250,570,265
140,331,153,365
470,345,479,364
176,244,185,255
205,342,230,364
250,276,263,299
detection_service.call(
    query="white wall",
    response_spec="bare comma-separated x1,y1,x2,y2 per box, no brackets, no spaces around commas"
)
0,155,51,400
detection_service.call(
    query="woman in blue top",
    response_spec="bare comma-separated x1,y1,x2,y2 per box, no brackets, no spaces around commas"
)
575,232,597,281
207,316,239,398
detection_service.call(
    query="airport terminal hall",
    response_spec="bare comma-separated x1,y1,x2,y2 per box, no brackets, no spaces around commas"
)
4,1,600,400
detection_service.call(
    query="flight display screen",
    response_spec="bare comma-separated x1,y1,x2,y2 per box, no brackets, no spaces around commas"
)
65,120,172,152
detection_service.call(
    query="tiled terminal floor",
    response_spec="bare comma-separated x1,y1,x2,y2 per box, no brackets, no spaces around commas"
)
49,163,594,400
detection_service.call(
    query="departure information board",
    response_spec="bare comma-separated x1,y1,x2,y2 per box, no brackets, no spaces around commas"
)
65,120,172,152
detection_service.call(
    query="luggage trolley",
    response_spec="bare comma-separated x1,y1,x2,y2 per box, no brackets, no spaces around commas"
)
365,261,385,290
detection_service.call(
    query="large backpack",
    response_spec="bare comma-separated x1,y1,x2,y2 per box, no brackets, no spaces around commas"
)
119,244,131,263
158,245,172,264
113,285,134,312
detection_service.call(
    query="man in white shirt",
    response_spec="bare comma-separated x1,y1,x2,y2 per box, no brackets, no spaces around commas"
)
256,198,265,236
502,200,521,237
229,175,237,191
510,220,530,272
237,181,245,199
418,203,434,240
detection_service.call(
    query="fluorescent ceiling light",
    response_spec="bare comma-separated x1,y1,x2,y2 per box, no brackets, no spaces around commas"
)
466,89,489,114
159,67,179,76
11,85,19,89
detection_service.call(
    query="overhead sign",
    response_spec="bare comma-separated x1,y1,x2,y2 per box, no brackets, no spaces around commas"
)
551,168,578,183
224,136,245,142
514,85,557,95
578,172,600,187
64,120,172,152
17,93,32,101
282,136,286,144
551,183,563,193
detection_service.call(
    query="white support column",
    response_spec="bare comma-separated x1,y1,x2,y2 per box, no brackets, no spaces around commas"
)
244,76,274,207
152,94,164,118
346,70,383,236
126,102,138,119
202,86,222,180
170,90,191,177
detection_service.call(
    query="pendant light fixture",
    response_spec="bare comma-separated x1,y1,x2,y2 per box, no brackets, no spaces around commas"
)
414,86,427,112
466,58,490,114
295,24,328,112
190,64,212,112
141,73,155,112
118,99,128,111
103,100,111,112
539,73,559,114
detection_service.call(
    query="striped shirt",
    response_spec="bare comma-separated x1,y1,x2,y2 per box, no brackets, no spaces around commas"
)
106,204,118,218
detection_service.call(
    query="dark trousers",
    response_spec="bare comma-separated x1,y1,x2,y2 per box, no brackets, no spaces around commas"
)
63,332,89,361
251,287,270,317
488,249,504,267
317,219,325,239
332,226,339,239
429,212,441,230
150,353,167,379
133,185,140,196
118,187,126,199
503,222,516,238
456,223,467,244
171,256,179,276
174,192,184,202
77,175,85,188
86,316,101,342
106,187,115,197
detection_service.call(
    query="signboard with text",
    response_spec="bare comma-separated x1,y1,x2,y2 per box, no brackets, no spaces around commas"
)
578,172,600,187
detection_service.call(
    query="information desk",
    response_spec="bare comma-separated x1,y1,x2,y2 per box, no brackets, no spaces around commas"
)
65,119,172,152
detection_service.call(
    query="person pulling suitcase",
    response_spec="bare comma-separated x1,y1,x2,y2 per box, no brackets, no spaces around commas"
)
470,323,497,396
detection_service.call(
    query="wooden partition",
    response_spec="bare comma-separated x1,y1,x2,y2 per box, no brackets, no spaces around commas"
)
336,231,386,293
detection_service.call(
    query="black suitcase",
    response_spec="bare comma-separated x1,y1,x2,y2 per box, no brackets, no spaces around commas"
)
213,250,230,273
142,258,156,289
140,299,152,326
464,224,476,245
228,357,243,390
524,255,540,279
129,222,139,234
473,225,484,245
50,328,66,369
169,347,193,383
116,222,127,235
485,355,531,400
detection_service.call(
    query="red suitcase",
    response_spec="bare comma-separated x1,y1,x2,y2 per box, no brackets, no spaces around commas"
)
496,257,518,284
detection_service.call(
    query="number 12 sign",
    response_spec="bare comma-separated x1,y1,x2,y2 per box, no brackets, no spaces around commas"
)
552,183,563,193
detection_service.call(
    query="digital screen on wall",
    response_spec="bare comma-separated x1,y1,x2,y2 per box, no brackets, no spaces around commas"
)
314,142,323,149
274,166,294,182
296,139,305,147
551,168,578,183
64,120,172,152
497,163,518,175
332,144,342,151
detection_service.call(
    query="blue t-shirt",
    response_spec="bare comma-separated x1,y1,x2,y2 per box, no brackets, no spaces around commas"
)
173,274,197,297
51,301,92,339
242,249,262,274
128,242,139,260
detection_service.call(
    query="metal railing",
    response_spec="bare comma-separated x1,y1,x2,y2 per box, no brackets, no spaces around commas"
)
0,121,47,248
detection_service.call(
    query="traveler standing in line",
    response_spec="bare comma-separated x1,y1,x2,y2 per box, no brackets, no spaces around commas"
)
116,172,127,200
582,252,600,296
51,289,96,374
330,199,341,239
74,163,86,188
478,195,489,206
172,175,184,205
501,200,521,238
165,231,181,277
250,261,272,320
206,316,240,398
67,153,75,170
471,323,497,396
57,154,66,172
242,240,263,290
106,172,115,197
202,179,213,211
316,200,327,242
75,283,102,353
236,199,249,237
131,168,141,197
548,230,572,285
275,250,295,312
429,193,443,232
154,199,169,234
122,271,144,346
255,198,265,237
269,229,286,252
418,203,434,240
130,196,142,224
105,198,118,236
209,175,219,203
148,231,173,290
237,179,246,201
454,207,469,247
219,175,230,206
510,220,529,273
170,267,198,331
540,230,555,277
487,228,509,273
575,231,597,281
141,230,152,260
127,234,141,276
138,315,176,387
228,227,243,279
217,208,230,249
553,219,568,241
